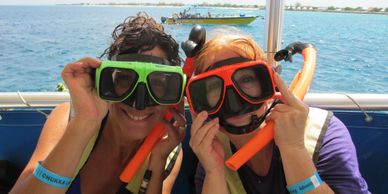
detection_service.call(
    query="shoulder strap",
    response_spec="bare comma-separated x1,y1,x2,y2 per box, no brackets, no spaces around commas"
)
304,107,333,164
125,145,181,193
216,133,247,194
66,115,108,189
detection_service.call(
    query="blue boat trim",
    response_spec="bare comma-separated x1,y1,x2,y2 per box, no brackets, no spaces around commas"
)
1,108,387,193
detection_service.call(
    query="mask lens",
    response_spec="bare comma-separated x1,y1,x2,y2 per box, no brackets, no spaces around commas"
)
100,67,138,100
232,65,274,101
148,72,183,103
188,76,223,113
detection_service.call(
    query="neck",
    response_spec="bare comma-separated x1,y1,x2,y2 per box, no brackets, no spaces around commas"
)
229,131,274,176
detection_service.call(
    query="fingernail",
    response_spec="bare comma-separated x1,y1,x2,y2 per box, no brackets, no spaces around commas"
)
201,111,208,118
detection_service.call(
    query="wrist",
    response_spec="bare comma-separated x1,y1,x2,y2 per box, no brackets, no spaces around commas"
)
278,146,316,170
148,155,166,171
205,166,225,177
287,171,323,194
67,118,101,137
278,143,306,154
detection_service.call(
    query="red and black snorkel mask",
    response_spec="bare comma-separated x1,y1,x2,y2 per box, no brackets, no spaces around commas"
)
186,57,277,134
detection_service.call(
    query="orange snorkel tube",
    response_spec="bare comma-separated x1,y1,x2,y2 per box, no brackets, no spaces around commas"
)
119,25,206,183
225,42,317,171
120,111,173,182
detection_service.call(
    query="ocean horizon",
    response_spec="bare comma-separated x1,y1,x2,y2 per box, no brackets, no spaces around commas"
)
0,5,387,93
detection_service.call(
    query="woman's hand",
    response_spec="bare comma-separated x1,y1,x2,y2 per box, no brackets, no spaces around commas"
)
151,107,186,161
267,73,309,151
61,58,108,123
189,111,225,174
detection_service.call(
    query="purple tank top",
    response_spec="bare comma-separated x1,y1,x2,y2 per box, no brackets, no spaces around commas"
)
195,116,370,194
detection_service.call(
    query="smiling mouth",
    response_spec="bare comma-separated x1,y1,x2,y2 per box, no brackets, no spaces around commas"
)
121,108,153,121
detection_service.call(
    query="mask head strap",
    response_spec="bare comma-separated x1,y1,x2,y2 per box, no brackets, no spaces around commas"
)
111,53,171,65
205,57,251,71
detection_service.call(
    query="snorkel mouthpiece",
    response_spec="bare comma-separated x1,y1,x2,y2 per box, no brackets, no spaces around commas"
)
218,100,277,135
219,114,264,135
209,86,265,135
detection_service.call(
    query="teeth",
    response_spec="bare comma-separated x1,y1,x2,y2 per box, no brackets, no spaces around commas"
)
127,113,150,121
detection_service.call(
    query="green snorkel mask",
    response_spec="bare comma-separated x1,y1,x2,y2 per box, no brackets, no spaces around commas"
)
95,54,186,110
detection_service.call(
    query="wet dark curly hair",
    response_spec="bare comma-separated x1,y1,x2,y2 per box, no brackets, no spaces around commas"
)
101,12,182,66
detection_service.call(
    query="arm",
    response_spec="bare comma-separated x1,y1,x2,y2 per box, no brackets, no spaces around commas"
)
145,149,182,194
189,111,228,194
279,147,333,194
201,165,228,194
9,103,101,194
10,103,70,194
10,58,108,194
146,108,186,194
268,74,333,194
162,149,182,194
194,160,228,194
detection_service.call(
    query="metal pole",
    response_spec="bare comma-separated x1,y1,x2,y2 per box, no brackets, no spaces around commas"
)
264,0,285,67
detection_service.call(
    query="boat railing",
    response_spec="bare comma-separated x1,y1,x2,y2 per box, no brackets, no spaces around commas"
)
0,92,387,110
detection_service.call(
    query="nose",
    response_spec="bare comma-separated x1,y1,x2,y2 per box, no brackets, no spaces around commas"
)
134,83,147,110
225,87,243,113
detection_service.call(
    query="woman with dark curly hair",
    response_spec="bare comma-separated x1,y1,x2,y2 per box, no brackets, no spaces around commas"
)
10,12,186,194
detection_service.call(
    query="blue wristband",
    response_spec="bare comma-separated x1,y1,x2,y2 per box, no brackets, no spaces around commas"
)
33,162,72,188
287,172,323,194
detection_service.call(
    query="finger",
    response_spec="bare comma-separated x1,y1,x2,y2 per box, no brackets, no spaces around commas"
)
199,122,220,149
78,57,102,69
61,59,100,82
62,62,87,79
272,104,293,113
191,111,208,135
274,92,285,102
212,138,225,158
61,63,95,93
191,117,218,147
274,73,301,107
266,111,281,122
172,121,187,142
170,108,186,128
190,118,219,148
162,119,181,144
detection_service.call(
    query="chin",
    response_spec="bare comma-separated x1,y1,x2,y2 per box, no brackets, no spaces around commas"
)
119,121,153,140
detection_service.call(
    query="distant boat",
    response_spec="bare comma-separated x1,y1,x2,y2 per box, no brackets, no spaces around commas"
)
161,15,259,25
161,7,262,25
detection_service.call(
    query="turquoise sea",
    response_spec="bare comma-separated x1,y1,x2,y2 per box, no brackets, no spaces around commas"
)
0,5,387,93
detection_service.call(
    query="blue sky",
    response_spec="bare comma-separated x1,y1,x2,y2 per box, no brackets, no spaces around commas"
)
1,0,388,8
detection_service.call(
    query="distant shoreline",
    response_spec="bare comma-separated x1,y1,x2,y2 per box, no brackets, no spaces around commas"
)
286,9,388,16
56,4,388,16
